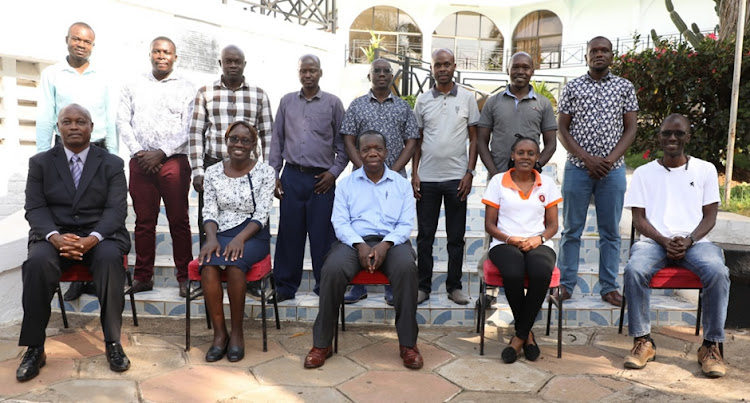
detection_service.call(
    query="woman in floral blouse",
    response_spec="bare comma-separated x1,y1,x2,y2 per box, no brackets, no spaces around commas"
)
198,120,275,363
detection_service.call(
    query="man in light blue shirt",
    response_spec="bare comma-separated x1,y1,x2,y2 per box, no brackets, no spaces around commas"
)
36,22,116,154
304,131,422,370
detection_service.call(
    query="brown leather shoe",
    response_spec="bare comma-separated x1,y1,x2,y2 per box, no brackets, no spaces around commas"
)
601,290,623,307
399,345,424,369
304,346,332,369
549,287,571,304
178,281,188,298
130,279,154,294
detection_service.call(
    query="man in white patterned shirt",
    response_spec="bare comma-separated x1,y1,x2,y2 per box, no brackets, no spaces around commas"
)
117,37,195,297
189,45,273,298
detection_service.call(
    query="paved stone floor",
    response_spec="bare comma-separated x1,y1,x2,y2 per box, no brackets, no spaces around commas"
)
1,314,749,402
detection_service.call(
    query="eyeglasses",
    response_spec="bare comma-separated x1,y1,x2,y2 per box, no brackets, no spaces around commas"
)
371,68,392,74
659,130,688,138
228,136,254,145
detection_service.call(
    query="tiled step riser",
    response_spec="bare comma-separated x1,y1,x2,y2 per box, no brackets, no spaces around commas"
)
53,293,699,329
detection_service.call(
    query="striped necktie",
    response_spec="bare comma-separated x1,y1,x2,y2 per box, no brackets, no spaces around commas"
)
70,154,82,188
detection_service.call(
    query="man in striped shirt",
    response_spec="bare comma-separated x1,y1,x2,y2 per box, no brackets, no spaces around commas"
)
188,45,273,298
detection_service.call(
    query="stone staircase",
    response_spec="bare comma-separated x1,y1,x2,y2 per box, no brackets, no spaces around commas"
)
53,163,701,332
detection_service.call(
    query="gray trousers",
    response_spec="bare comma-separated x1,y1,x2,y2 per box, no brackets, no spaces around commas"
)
313,238,418,348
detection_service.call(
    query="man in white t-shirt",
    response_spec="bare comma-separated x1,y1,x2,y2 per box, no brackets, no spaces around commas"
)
622,114,729,378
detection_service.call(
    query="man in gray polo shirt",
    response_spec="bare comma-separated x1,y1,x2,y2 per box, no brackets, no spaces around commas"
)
412,49,479,305
477,52,557,177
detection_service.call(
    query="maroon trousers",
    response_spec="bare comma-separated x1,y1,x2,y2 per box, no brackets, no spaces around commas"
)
129,155,192,283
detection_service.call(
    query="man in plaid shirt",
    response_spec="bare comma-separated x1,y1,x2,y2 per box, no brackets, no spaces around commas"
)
188,44,273,298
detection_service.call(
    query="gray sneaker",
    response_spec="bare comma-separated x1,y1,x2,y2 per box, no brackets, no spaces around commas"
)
417,290,429,305
448,289,470,305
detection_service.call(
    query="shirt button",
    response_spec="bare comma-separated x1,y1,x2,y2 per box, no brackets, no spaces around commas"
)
74,215,79,220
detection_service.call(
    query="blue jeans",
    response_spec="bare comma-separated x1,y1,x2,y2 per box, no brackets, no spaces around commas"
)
624,239,729,342
558,161,626,296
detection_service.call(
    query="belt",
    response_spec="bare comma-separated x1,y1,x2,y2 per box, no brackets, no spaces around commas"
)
286,163,327,175
362,235,385,242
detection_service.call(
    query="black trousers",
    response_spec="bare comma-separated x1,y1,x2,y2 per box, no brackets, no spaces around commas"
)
313,239,418,348
416,180,466,294
488,244,555,339
19,239,126,346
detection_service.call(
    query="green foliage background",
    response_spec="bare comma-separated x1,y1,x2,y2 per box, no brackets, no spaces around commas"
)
610,34,750,169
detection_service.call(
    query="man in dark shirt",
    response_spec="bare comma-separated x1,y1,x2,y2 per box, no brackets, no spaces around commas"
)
268,54,347,302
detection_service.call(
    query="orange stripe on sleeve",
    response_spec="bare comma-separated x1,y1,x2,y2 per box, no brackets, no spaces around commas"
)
482,199,499,209
545,198,563,209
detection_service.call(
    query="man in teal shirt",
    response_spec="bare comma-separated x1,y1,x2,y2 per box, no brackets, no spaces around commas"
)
36,22,116,154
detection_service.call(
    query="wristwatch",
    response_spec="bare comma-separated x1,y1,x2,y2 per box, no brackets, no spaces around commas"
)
466,169,476,176
540,235,546,243
687,234,696,246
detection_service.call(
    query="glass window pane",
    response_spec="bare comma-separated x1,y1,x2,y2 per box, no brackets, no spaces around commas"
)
398,12,420,33
538,11,562,36
456,38,479,69
479,16,498,39
434,14,456,36
432,37,455,53
373,6,399,31
480,39,504,71
456,12,480,38
351,8,373,30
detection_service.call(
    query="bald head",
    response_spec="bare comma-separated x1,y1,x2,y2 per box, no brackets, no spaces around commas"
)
661,113,690,131
509,52,534,70
58,103,92,123
299,54,321,68
221,45,245,60
432,48,455,63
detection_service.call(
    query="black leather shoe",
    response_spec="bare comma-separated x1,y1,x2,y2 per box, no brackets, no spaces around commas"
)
63,281,85,301
246,281,263,301
205,341,228,362
227,345,245,362
130,279,154,294
81,281,97,295
267,293,294,304
190,287,204,300
16,347,46,382
523,331,541,361
105,342,130,372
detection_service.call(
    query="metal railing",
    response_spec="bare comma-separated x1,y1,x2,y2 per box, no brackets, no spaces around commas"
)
229,0,337,33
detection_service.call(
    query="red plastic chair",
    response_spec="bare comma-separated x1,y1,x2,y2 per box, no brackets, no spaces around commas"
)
619,224,705,336
476,259,564,358
185,254,279,352
334,270,390,353
55,255,138,328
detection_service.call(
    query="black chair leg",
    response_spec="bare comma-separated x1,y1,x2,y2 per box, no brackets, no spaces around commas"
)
546,288,553,336
186,280,193,351
261,275,268,352
479,279,486,356
696,289,703,336
57,284,69,328
126,270,138,326
557,295,563,359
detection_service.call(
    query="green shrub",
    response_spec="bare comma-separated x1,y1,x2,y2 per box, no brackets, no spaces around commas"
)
611,33,750,169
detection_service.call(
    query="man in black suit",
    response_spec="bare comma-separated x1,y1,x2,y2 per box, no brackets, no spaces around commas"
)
17,104,131,382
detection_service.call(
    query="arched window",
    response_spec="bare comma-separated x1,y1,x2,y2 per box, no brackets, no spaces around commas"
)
513,10,563,69
432,12,503,71
349,6,423,63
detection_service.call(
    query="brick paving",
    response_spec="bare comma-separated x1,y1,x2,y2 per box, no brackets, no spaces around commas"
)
1,313,749,402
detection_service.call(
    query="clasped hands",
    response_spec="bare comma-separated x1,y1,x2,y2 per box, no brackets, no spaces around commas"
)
136,150,165,174
49,233,98,260
356,241,391,273
661,236,693,260
506,235,542,252
583,155,614,180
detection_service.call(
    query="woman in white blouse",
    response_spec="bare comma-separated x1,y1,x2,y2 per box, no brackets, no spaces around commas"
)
198,121,275,363
481,136,562,364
